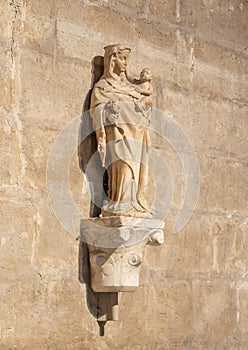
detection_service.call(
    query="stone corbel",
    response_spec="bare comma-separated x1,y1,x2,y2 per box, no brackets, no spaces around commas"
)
79,217,164,321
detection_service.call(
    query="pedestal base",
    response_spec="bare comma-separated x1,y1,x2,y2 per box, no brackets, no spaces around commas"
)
79,217,164,293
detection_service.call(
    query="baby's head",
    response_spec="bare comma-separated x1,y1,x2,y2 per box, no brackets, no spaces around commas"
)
140,68,152,82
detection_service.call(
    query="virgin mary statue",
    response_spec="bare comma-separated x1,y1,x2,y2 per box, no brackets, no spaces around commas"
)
90,44,152,218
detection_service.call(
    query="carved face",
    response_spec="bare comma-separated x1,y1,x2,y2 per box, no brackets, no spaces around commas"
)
113,50,129,75
140,69,152,82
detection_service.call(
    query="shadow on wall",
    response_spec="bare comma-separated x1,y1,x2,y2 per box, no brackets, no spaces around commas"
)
78,55,105,218
77,55,110,336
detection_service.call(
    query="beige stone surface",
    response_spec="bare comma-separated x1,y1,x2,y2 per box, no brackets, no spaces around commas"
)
0,0,248,349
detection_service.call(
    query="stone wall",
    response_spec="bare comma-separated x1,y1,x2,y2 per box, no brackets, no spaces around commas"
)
0,0,247,349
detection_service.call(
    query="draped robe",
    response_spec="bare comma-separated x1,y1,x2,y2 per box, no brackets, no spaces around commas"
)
90,76,151,216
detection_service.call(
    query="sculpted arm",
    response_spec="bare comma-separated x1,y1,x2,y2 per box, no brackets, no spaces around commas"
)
135,83,153,96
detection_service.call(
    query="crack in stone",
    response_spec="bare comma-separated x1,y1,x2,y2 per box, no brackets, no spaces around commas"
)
8,0,27,183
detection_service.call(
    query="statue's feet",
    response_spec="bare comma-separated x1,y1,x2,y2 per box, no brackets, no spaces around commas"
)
101,208,152,218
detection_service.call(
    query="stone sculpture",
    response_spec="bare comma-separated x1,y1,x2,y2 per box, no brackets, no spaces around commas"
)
90,44,153,218
79,44,164,322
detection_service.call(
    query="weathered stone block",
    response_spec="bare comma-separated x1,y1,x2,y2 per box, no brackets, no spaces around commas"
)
19,48,87,128
25,0,56,18
238,284,248,336
196,154,248,216
22,16,56,56
159,87,248,159
0,200,36,279
149,0,177,24
192,280,237,344
225,219,248,273
21,125,59,189
180,0,247,47
0,44,12,113
0,0,14,44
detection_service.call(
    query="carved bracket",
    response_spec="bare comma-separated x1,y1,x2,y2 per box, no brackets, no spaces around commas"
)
79,217,164,321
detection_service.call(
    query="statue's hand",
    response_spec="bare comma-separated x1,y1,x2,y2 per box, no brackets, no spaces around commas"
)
106,101,120,123
106,100,120,114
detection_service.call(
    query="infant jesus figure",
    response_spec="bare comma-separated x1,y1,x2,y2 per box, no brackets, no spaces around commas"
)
134,68,153,108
